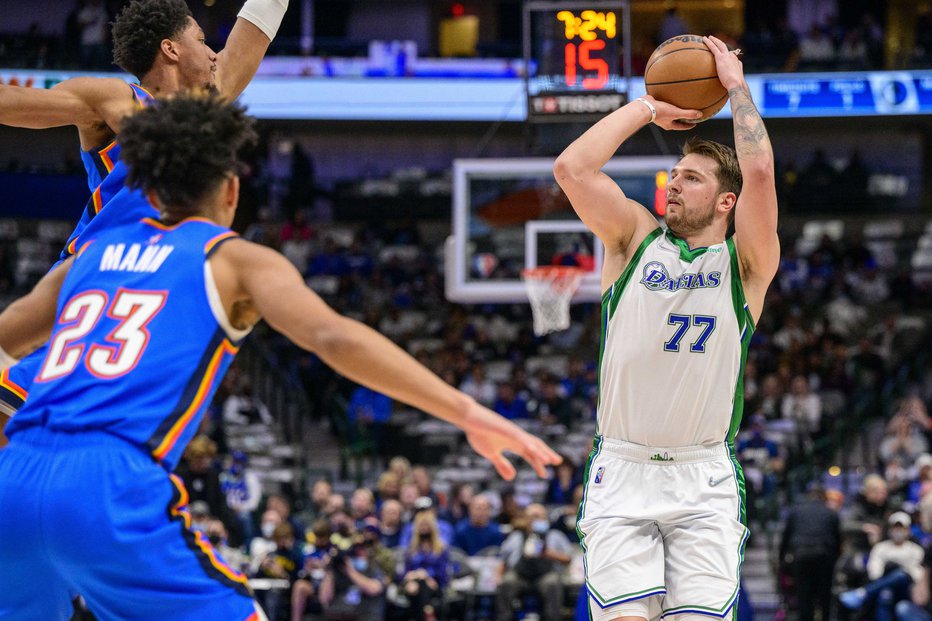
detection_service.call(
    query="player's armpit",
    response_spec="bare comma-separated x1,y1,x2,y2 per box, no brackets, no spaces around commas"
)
0,258,73,359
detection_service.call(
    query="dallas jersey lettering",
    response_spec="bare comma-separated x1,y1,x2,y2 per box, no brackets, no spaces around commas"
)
0,84,155,415
597,227,754,446
6,216,248,471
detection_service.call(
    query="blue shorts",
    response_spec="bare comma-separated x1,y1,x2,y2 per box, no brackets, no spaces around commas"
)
0,427,260,621
0,346,41,415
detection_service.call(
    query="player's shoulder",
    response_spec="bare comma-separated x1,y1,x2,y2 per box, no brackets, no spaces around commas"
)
54,77,133,98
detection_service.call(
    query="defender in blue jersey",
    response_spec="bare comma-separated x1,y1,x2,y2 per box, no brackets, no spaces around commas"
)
0,93,561,621
0,0,290,431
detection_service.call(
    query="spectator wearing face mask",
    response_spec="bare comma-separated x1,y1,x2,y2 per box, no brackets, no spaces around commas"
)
401,510,452,621
257,523,303,621
319,535,386,621
839,512,925,616
496,503,574,621
251,509,284,573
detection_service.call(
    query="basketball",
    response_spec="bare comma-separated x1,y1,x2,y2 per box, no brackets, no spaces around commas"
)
645,34,729,122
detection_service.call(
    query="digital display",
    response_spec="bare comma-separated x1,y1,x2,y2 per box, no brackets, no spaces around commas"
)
524,2,629,122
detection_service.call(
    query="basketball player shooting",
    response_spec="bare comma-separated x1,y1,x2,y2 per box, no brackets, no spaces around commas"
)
0,92,561,620
553,36,778,621
0,0,289,442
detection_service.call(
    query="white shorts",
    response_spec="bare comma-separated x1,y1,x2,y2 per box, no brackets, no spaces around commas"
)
577,437,749,620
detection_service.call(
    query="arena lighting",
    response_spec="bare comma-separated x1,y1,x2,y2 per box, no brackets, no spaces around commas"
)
451,2,465,17
828,466,842,476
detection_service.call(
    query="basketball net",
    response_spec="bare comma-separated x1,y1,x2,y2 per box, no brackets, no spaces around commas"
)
522,266,583,336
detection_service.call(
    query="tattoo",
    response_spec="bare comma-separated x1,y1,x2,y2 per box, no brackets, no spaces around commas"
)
728,86,770,159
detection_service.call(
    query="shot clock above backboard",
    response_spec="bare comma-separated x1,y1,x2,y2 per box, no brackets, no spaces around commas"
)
523,1,631,123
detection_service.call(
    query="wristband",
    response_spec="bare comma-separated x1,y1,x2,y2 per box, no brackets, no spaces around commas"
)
238,0,289,41
635,97,656,124
0,345,18,372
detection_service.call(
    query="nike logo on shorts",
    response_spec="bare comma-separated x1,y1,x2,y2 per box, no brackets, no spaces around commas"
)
708,474,732,487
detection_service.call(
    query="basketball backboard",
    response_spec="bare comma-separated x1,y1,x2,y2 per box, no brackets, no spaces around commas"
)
445,156,677,303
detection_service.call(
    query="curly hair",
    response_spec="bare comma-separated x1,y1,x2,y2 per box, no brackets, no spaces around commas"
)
120,91,257,215
112,0,192,78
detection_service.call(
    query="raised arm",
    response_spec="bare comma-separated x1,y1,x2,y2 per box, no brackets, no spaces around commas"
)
0,78,135,149
705,36,779,320
215,0,289,100
553,96,700,283
213,240,561,480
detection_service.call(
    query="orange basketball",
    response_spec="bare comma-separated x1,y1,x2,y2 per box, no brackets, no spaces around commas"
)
645,34,728,122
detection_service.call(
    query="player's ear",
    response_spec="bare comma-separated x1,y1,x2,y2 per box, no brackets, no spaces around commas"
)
160,38,180,63
225,175,240,210
718,190,737,213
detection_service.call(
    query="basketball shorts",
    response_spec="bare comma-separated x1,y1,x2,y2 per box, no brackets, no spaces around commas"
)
0,427,262,621
576,436,749,620
0,345,43,416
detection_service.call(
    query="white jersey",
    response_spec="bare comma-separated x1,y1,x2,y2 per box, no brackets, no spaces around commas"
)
597,227,754,447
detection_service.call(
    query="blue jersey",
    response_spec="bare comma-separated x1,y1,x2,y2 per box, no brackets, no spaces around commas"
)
61,83,154,260
7,216,248,471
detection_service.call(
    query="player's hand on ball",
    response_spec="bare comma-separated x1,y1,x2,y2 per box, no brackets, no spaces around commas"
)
703,35,745,91
641,95,703,131
462,402,562,480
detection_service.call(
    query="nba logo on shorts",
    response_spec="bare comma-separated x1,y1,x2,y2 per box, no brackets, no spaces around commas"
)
594,466,604,484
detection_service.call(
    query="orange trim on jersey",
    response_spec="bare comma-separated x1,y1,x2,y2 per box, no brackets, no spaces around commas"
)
134,83,156,104
90,186,103,215
66,237,78,257
167,474,249,587
98,140,118,173
205,231,238,255
244,613,259,621
151,340,238,460
76,240,94,257
142,216,219,231
0,369,27,401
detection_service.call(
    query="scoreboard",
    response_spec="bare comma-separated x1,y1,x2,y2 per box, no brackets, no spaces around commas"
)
523,1,631,122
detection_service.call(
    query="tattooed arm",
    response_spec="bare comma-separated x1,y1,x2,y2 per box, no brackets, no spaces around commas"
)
705,35,779,322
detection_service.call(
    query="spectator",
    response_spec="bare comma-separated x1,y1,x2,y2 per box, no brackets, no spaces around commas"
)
400,483,420,519
256,523,303,621
779,486,841,621
176,435,232,531
220,450,262,544
533,377,573,427
330,508,358,550
347,385,392,461
379,499,405,548
497,487,522,527
389,456,414,486
552,485,585,540
268,493,307,546
839,512,925,617
223,381,273,426
882,413,930,487
401,510,453,621
657,7,689,44
782,375,822,437
737,415,784,500
892,539,932,621
493,383,529,420
453,495,504,555
459,365,497,407
206,518,247,575
798,25,836,67
376,471,402,505
496,503,574,621
290,521,332,621
319,536,386,621
401,498,454,548
846,474,892,549
411,467,440,508
77,0,109,69
297,478,333,527
441,482,474,525
251,509,285,572
351,488,377,529
545,457,578,506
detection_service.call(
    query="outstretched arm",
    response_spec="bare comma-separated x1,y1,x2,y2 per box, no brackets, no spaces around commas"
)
216,0,289,100
0,78,135,149
553,96,701,284
214,240,561,480
705,36,779,320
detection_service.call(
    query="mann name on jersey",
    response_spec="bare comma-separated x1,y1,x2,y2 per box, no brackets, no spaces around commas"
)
99,239,174,273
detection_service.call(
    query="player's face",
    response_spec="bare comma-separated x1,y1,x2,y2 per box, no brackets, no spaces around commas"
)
176,18,218,90
665,153,721,236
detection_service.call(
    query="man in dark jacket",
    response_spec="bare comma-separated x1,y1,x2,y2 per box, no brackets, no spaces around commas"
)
780,486,842,621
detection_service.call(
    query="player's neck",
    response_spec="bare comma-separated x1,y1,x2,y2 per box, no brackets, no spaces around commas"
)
667,227,725,250
139,66,182,98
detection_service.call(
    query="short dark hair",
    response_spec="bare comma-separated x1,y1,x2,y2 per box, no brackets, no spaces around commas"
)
682,137,742,223
112,0,192,78
120,91,257,214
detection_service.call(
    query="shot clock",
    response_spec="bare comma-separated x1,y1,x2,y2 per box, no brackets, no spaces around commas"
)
523,1,631,122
